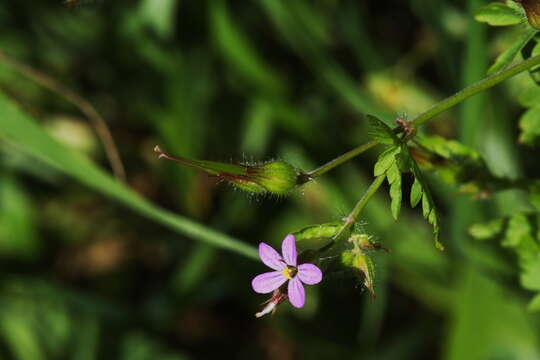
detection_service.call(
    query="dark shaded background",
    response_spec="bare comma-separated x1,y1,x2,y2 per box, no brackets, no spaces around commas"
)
0,0,539,359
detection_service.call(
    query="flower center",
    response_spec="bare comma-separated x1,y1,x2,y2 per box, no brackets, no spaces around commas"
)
282,265,298,279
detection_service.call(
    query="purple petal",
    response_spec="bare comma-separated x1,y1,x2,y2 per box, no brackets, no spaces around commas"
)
252,271,287,294
258,243,285,271
281,234,297,266
298,263,323,285
288,277,305,308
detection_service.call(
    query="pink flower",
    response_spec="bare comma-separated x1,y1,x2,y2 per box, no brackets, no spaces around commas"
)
251,234,323,308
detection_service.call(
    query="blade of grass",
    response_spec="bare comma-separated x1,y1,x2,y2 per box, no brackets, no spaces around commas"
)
0,50,126,183
0,91,258,260
451,0,487,251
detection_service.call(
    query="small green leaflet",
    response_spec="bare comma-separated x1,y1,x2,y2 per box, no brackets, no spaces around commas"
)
373,145,403,220
410,177,423,208
387,163,402,220
469,218,505,240
474,2,524,26
406,147,444,251
529,294,540,311
529,183,540,211
366,115,398,145
469,212,540,311
373,146,401,177
519,105,540,145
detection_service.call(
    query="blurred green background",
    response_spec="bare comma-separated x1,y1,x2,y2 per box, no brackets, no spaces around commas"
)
0,0,539,359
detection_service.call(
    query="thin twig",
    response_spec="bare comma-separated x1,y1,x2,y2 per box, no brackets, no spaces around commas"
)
0,50,126,182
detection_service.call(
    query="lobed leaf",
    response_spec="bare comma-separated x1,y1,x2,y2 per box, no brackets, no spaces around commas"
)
410,177,423,208
519,105,540,145
373,146,400,177
388,164,402,220
366,114,397,145
521,257,540,291
529,183,540,210
528,293,540,311
469,218,506,240
408,146,443,250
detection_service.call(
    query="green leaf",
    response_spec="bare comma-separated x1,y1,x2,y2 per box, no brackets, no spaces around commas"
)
416,134,479,159
503,213,535,249
388,164,402,220
514,78,540,107
519,105,540,145
474,2,524,26
422,192,431,218
407,146,443,250
386,162,400,185
410,177,423,208
0,176,40,258
373,146,400,177
469,218,506,240
210,0,284,95
366,114,397,144
521,257,540,291
137,0,179,39
529,183,540,210
487,28,537,75
528,293,540,311
0,91,258,260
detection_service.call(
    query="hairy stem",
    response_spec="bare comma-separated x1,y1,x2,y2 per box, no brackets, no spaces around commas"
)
412,53,540,127
333,175,386,241
304,140,379,180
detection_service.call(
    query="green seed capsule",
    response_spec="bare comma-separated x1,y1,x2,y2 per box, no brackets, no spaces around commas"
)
154,146,301,196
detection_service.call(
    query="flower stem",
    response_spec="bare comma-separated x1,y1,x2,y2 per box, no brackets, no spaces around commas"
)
412,54,540,127
333,174,386,242
303,140,379,181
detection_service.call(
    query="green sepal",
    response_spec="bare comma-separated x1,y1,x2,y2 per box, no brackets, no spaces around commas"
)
292,221,345,242
341,248,376,298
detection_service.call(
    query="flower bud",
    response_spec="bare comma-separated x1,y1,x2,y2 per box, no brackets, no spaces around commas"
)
514,0,540,29
154,146,300,195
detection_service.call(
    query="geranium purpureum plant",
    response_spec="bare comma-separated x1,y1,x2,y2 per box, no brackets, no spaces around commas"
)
3,1,540,358
155,0,540,315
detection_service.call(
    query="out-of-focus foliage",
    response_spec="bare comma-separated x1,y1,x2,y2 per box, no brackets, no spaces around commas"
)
0,0,539,359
